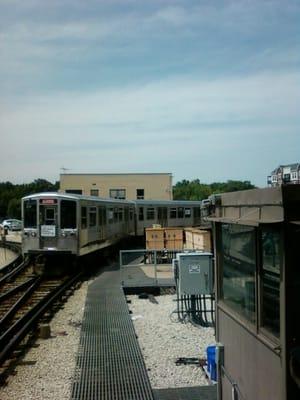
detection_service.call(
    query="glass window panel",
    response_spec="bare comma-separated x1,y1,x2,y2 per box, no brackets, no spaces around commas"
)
261,227,281,337
137,189,144,199
24,200,37,228
89,207,96,227
178,207,184,218
184,208,191,217
147,207,155,220
81,206,87,229
61,200,76,229
139,207,144,221
221,224,256,323
170,208,177,219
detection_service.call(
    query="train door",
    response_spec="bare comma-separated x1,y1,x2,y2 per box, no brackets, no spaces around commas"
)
39,200,58,249
124,207,129,233
98,206,106,240
157,207,167,227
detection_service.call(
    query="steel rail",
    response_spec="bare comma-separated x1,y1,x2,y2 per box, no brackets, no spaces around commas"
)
0,259,30,287
0,276,37,302
0,272,82,366
0,277,41,331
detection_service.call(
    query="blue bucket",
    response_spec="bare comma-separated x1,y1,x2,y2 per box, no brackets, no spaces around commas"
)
206,345,216,381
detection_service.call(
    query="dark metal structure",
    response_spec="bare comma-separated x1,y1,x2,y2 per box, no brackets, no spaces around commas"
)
209,185,300,399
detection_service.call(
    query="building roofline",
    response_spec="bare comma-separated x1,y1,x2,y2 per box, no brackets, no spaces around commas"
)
60,173,173,176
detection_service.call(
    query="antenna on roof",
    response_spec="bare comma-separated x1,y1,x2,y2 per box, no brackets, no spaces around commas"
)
60,167,70,173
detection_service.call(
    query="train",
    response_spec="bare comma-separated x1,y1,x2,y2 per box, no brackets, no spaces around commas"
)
21,192,203,260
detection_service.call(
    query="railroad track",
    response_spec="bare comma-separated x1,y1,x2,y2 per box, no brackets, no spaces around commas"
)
0,260,82,377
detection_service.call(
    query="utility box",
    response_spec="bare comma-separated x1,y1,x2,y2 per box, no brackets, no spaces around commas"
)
176,252,213,295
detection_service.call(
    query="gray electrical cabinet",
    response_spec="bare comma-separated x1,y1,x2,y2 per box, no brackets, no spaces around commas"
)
176,252,213,295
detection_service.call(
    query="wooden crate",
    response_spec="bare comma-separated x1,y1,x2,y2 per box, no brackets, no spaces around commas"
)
165,228,183,250
146,227,165,250
192,229,211,252
184,228,194,249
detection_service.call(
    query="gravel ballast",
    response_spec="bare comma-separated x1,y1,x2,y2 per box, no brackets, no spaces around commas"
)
0,280,89,400
128,293,215,389
0,282,215,398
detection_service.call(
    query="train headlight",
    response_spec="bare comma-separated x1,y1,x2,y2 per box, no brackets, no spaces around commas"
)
61,232,67,237
31,232,37,237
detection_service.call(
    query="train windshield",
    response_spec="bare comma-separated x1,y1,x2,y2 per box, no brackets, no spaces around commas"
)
24,199,37,228
61,200,77,229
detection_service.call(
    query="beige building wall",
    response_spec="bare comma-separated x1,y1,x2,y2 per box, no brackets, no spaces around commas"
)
59,173,173,200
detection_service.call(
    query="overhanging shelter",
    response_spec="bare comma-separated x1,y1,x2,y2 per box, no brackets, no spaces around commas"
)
209,185,300,400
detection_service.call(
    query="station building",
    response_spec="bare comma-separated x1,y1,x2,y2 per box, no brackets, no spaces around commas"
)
59,173,173,201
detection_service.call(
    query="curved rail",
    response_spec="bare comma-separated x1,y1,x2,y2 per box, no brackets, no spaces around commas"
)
0,272,82,367
0,259,30,287
0,241,23,278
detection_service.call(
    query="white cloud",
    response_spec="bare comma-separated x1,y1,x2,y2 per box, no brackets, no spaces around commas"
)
0,70,299,184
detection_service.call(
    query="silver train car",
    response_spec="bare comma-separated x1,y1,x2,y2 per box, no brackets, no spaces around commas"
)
22,193,202,259
22,192,135,258
135,199,202,235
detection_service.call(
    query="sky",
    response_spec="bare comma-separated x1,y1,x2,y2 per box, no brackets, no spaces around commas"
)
0,0,299,187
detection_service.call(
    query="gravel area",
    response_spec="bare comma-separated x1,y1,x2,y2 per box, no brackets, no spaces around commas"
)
0,280,89,400
128,294,215,389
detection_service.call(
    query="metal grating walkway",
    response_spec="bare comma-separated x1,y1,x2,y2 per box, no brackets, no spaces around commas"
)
70,266,154,400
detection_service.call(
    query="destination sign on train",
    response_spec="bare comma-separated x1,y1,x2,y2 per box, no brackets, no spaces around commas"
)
40,199,57,204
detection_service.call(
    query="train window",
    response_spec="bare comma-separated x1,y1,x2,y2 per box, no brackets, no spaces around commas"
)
193,207,201,219
221,224,256,323
137,189,144,199
170,208,177,219
261,227,281,337
178,207,184,218
139,207,144,221
90,189,99,196
24,199,37,228
108,208,113,224
184,208,191,217
81,207,87,229
109,189,126,200
61,200,76,229
118,208,123,221
98,207,103,225
113,208,118,222
147,208,155,220
89,207,96,227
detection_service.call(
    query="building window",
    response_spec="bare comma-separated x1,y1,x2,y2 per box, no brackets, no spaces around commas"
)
90,189,99,196
170,208,177,219
66,189,82,195
81,207,87,229
291,172,297,180
89,207,97,227
220,224,256,323
261,227,281,337
109,189,126,200
146,207,155,220
137,189,144,199
271,175,278,183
